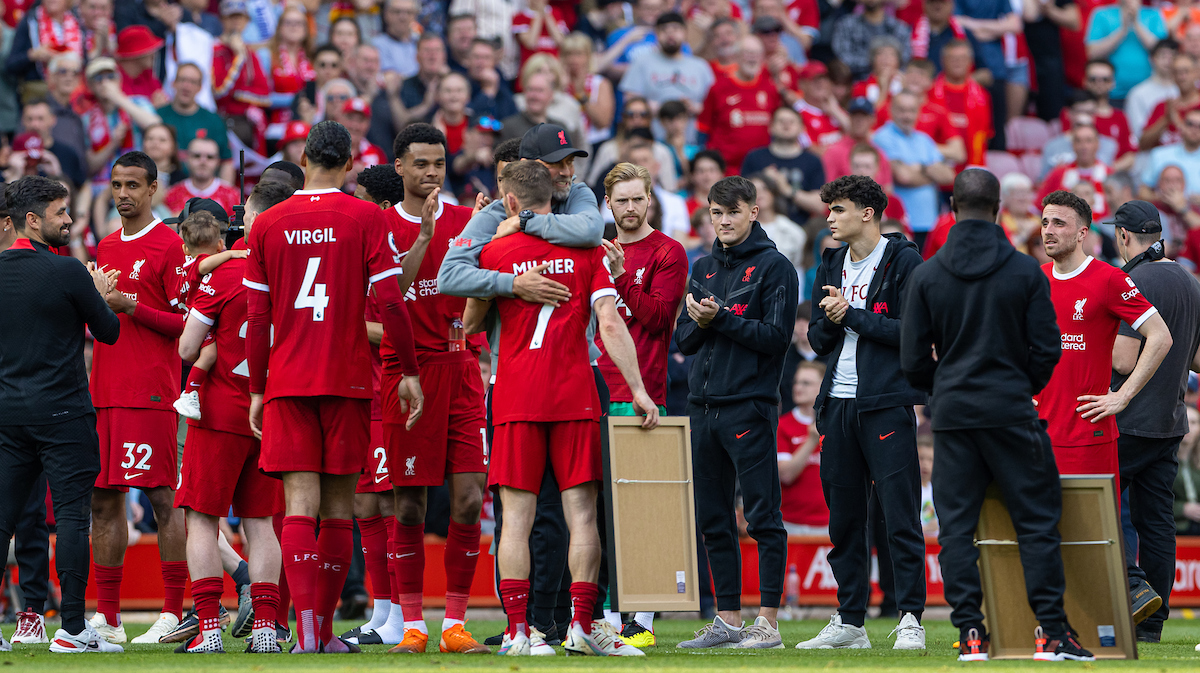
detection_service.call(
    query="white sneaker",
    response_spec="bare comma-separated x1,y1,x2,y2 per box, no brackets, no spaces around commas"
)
528,627,556,655
736,615,784,649
49,625,124,653
12,610,48,644
498,631,531,656
88,614,127,644
890,613,925,650
0,633,9,652
563,620,645,656
795,614,872,649
173,391,202,419
131,612,180,644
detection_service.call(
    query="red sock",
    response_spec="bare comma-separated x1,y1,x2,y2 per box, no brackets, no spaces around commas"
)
251,582,279,631
273,513,291,628
191,576,223,634
392,522,424,623
499,579,530,637
93,563,123,625
570,582,600,629
358,516,390,600
162,560,189,619
443,520,481,622
385,518,400,604
315,518,353,645
281,515,318,650
185,365,209,391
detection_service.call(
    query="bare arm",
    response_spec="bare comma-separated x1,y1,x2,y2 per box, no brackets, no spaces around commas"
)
1086,21,1129,59
1079,311,1171,421
925,161,956,186
958,13,1022,40
583,76,615,132
365,320,384,346
891,160,932,186
179,312,211,362
937,137,967,165
397,189,439,295
197,249,244,275
779,425,818,485
1112,333,1139,375
463,298,491,334
596,295,660,428
1044,1,1081,30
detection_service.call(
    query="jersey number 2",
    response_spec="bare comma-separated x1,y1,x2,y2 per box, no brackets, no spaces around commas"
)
295,257,329,321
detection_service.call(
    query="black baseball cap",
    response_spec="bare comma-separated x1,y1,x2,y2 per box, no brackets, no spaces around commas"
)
165,197,232,229
655,11,686,28
1105,200,1162,233
751,15,783,34
848,97,874,115
519,123,589,163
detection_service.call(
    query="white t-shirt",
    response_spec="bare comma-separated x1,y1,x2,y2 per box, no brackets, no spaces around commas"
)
830,236,887,398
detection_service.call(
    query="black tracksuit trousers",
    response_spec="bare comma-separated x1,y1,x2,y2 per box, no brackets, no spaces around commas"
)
16,474,51,614
1119,434,1181,633
0,416,101,635
934,420,1069,636
820,398,926,626
690,399,787,612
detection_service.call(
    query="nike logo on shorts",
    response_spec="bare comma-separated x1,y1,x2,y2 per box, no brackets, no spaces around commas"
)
466,551,480,556
124,472,141,480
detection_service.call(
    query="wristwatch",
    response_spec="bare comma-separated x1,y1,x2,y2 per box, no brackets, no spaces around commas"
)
519,209,534,231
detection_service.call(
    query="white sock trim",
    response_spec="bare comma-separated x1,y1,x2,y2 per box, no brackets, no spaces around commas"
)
635,612,654,631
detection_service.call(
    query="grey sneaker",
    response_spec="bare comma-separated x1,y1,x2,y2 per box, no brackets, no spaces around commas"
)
735,616,784,649
677,616,744,649
231,584,254,638
795,613,871,649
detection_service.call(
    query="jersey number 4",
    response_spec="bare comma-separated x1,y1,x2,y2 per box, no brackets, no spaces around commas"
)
295,256,329,321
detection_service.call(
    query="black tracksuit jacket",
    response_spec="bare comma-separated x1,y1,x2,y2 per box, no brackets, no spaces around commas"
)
899,219,1061,430
807,232,927,416
675,222,799,406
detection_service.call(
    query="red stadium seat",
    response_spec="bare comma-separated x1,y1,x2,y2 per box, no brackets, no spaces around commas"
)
1005,117,1053,157
985,151,1022,180
1019,152,1044,183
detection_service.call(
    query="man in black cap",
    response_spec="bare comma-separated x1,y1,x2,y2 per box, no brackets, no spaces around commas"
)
1109,200,1200,643
900,168,1091,662
439,122,608,646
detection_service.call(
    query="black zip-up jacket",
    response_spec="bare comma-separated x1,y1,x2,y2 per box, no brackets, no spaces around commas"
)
675,222,799,406
0,238,120,425
808,232,926,415
900,219,1061,431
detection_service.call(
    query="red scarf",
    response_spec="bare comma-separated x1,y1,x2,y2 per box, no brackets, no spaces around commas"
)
72,87,131,154
911,16,964,59
35,6,82,56
272,48,315,94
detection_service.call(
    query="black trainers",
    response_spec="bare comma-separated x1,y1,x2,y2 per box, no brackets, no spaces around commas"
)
1130,577,1162,624
957,627,989,662
1136,624,1162,643
1033,626,1095,661
231,584,254,638
483,631,505,646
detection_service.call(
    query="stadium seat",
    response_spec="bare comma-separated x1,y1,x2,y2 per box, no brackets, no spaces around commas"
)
985,151,1022,180
1005,117,1053,157
1019,152,1044,182
1048,117,1063,136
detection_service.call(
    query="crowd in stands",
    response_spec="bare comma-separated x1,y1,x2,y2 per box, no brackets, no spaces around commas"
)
3,0,1200,543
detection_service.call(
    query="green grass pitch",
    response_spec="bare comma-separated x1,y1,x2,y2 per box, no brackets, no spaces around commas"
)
3,617,1200,670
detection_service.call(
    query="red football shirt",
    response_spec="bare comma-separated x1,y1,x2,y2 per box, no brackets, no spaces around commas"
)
777,408,829,527
480,234,616,424
187,258,253,436
697,71,781,170
510,6,569,65
164,180,240,219
354,139,388,169
1035,257,1157,447
595,230,688,406
795,100,843,150
1036,162,1112,222
787,0,820,31
1061,107,1135,158
177,252,210,310
1143,97,1200,148
243,188,402,402
365,290,383,421
90,220,186,411
379,201,476,365
927,77,993,167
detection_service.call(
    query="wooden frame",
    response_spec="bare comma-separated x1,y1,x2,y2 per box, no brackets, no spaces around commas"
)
602,416,700,613
977,475,1137,660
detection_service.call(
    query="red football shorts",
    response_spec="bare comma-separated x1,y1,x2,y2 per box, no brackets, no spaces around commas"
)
1053,440,1120,492
382,355,486,487
356,420,392,493
176,426,281,518
95,408,180,492
260,396,370,477
489,419,601,493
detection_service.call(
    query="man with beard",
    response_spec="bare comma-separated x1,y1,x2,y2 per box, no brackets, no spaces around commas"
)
618,12,715,118
0,176,122,655
596,163,688,646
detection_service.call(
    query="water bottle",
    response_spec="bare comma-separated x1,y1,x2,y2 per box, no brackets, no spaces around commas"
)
785,562,801,608
448,313,466,352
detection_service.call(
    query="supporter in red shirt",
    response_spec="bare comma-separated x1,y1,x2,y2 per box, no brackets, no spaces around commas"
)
784,0,822,51
1140,52,1200,151
1038,124,1112,222
265,4,315,125
1035,191,1172,491
115,26,166,108
704,16,742,80
338,97,387,192
755,15,804,94
926,40,993,168
823,97,894,187
848,144,909,228
921,211,956,258
777,360,830,535
876,59,967,166
850,37,904,112
164,137,241,217
793,61,849,156
430,72,471,155
511,0,568,68
1061,59,1135,170
698,35,781,170
685,150,727,217
212,0,271,152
